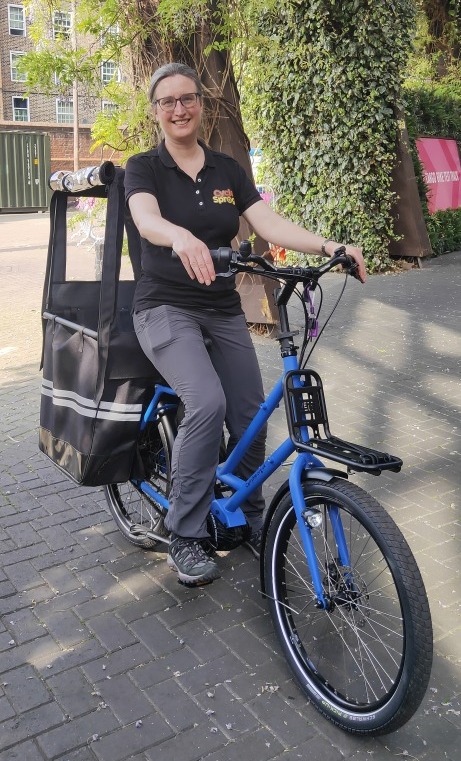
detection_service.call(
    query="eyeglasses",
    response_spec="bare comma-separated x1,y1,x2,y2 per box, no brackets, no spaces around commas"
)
154,92,202,112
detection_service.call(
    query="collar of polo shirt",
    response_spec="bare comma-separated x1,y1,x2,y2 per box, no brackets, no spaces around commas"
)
158,139,216,170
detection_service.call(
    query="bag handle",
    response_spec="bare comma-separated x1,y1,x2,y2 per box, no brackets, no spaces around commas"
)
40,191,68,369
95,169,126,401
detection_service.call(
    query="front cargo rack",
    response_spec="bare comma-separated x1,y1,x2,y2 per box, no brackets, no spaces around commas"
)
283,369,402,475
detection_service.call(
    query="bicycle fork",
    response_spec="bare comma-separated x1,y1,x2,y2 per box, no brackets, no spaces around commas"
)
289,455,352,611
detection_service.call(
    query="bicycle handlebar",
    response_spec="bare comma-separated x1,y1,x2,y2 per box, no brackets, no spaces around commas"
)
172,242,359,281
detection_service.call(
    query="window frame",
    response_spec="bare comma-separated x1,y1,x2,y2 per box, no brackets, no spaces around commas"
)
10,50,27,82
101,100,118,115
8,4,26,36
101,21,119,45
101,60,120,85
56,97,74,124
12,95,30,122
52,10,72,40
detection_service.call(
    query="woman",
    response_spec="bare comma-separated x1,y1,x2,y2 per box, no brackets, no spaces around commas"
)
125,62,366,586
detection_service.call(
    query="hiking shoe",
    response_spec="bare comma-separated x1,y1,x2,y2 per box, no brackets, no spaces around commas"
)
244,527,263,559
201,538,218,558
167,536,221,585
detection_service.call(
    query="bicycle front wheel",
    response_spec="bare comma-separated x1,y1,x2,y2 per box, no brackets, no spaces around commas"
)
104,414,175,549
264,478,432,735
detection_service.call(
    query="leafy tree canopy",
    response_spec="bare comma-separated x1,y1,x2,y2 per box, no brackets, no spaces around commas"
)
22,0,426,268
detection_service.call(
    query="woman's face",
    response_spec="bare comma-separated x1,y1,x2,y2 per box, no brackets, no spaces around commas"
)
152,74,202,141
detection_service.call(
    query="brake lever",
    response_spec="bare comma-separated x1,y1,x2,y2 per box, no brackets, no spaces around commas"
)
215,268,234,278
217,252,278,277
215,258,268,277
238,254,278,272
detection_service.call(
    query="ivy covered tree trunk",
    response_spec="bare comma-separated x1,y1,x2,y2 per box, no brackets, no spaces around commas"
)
243,0,426,269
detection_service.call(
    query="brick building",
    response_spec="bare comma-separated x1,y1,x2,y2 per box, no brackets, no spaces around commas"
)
0,2,121,170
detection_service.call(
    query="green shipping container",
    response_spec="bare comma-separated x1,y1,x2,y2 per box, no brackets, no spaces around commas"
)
0,131,51,211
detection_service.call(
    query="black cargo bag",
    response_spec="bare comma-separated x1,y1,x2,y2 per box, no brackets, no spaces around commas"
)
39,168,160,486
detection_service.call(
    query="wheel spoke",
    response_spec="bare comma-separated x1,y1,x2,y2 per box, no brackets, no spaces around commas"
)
104,417,174,548
265,479,432,733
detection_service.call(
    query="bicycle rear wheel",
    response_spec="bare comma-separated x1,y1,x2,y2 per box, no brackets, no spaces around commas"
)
104,414,175,549
264,478,432,735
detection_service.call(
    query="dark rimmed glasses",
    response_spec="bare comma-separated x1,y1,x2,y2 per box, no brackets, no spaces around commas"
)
154,92,202,112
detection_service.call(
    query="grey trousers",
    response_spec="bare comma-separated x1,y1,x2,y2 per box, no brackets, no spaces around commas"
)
133,305,267,539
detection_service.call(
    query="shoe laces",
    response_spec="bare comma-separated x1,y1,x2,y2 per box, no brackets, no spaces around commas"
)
172,538,211,566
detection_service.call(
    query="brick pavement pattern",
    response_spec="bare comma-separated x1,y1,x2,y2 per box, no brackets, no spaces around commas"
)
0,212,460,761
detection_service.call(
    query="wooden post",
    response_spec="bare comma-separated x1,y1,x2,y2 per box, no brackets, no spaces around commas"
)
389,122,432,260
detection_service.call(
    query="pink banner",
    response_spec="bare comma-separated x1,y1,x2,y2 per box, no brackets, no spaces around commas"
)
416,137,461,214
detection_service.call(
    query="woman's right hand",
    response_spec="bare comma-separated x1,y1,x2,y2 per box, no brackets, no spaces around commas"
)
172,229,216,285
127,193,216,286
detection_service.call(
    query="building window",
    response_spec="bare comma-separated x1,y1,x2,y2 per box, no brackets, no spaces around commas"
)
12,96,29,121
8,4,26,35
10,51,27,82
102,101,118,115
101,61,120,84
56,98,73,123
53,10,71,39
101,22,119,45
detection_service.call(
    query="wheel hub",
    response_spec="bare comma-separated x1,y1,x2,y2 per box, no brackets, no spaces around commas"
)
323,562,369,620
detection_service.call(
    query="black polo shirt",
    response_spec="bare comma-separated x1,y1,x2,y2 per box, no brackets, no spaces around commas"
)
124,140,262,314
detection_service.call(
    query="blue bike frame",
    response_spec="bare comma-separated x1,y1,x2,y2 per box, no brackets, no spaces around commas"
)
134,352,349,609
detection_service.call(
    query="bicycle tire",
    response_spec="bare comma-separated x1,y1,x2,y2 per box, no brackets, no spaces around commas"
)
264,478,433,735
104,414,175,549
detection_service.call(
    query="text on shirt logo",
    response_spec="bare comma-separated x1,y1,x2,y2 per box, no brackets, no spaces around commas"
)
213,189,235,205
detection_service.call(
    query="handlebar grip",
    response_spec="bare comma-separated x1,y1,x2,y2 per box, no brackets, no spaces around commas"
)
171,241,253,266
212,247,234,266
171,247,233,262
343,254,360,279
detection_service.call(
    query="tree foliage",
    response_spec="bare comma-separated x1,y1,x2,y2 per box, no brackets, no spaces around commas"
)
241,0,417,270
22,0,434,267
405,0,461,138
421,0,461,67
21,0,267,157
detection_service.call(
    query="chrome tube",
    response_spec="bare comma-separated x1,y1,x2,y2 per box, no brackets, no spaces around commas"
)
48,161,115,192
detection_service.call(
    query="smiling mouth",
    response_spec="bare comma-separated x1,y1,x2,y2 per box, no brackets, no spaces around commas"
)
172,118,190,125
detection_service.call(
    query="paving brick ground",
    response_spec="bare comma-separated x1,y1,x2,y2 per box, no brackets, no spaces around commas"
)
1,211,460,761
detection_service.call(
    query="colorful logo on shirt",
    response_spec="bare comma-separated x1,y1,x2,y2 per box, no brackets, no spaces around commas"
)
213,189,235,205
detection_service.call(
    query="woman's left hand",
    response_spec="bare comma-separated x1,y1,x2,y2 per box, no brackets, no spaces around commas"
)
343,244,366,283
324,241,367,283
